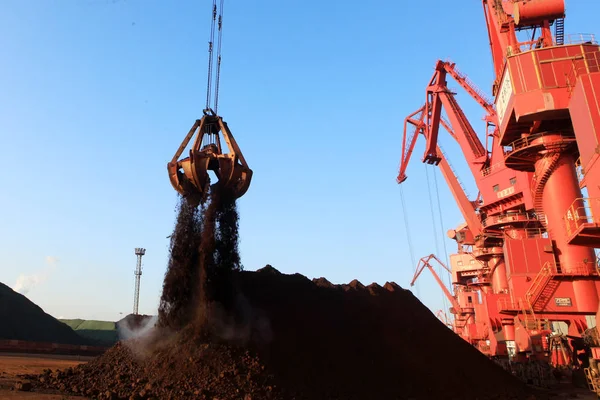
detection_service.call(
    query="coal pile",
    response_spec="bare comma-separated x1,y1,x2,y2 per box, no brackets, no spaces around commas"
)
235,268,539,400
32,338,279,399
0,282,90,345
28,267,542,399
27,187,541,399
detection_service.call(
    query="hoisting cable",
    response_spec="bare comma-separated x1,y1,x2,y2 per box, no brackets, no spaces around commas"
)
425,165,441,258
204,0,218,113
433,167,452,290
399,184,420,299
426,165,449,312
213,0,225,114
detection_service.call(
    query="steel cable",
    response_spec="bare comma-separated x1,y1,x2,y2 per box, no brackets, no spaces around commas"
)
205,1,218,111
214,0,225,113
426,165,449,312
400,184,420,299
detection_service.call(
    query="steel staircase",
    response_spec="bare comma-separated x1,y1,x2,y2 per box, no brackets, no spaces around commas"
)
532,153,562,227
585,367,600,393
526,262,559,312
520,300,539,331
555,18,565,46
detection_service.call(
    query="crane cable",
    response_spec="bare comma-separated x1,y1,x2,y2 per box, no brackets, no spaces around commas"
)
425,166,441,257
425,165,449,313
399,184,420,299
433,167,452,290
204,0,225,115
213,0,225,114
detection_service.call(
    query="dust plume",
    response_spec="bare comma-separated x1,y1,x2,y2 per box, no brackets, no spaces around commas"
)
117,315,159,341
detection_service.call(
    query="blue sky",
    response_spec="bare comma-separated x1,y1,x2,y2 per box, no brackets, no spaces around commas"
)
1,0,599,322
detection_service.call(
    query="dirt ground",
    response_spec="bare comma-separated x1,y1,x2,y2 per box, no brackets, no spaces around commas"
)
2,352,599,400
0,353,92,400
541,383,598,399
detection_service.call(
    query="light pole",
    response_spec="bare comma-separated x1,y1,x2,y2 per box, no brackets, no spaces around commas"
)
133,248,146,315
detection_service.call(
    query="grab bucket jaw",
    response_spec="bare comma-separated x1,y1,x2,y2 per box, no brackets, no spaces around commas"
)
168,114,253,205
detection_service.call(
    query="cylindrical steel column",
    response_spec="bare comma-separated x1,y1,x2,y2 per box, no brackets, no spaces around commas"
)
535,151,598,312
503,320,516,341
490,256,509,294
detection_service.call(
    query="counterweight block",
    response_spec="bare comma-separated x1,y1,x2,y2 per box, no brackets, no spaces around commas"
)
167,114,253,205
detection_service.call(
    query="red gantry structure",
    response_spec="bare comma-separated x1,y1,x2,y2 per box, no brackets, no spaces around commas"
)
398,0,600,382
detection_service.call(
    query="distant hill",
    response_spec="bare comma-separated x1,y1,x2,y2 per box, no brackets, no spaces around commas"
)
61,314,157,346
0,282,90,345
60,319,118,346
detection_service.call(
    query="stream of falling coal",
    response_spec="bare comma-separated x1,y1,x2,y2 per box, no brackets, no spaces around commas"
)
157,186,242,334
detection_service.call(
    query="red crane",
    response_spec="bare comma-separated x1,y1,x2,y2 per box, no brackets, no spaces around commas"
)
483,0,598,290
411,254,483,345
398,0,600,377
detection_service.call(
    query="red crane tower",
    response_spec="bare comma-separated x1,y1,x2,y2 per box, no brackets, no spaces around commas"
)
398,0,600,375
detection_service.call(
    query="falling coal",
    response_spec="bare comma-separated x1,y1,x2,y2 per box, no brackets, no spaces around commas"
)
158,185,243,335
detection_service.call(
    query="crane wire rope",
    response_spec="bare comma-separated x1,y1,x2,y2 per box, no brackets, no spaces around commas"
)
213,0,225,114
425,165,441,258
205,1,218,112
425,165,449,313
204,0,225,115
399,184,420,299
433,167,452,290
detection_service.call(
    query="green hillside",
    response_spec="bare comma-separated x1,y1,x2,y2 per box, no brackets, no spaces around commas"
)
60,319,117,346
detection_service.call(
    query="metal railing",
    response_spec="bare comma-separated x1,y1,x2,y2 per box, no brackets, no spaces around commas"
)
439,146,470,198
534,259,599,277
555,262,599,277
497,297,546,331
505,133,574,155
482,213,537,228
497,297,522,312
520,299,541,331
565,33,598,45
446,59,495,107
503,228,549,240
564,197,600,238
525,262,553,305
481,162,504,177
517,33,596,55
505,135,538,154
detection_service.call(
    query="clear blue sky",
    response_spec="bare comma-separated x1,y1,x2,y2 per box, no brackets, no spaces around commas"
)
1,0,599,322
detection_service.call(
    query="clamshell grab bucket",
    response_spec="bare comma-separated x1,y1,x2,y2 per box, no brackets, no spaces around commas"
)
168,114,253,205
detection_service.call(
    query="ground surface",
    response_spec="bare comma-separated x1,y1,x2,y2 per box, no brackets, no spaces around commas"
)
2,352,599,400
0,353,91,399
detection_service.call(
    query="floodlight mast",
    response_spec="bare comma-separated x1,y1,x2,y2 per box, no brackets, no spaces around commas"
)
133,248,146,315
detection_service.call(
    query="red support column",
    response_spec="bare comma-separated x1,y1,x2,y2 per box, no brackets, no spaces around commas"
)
536,151,598,312
490,256,509,293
